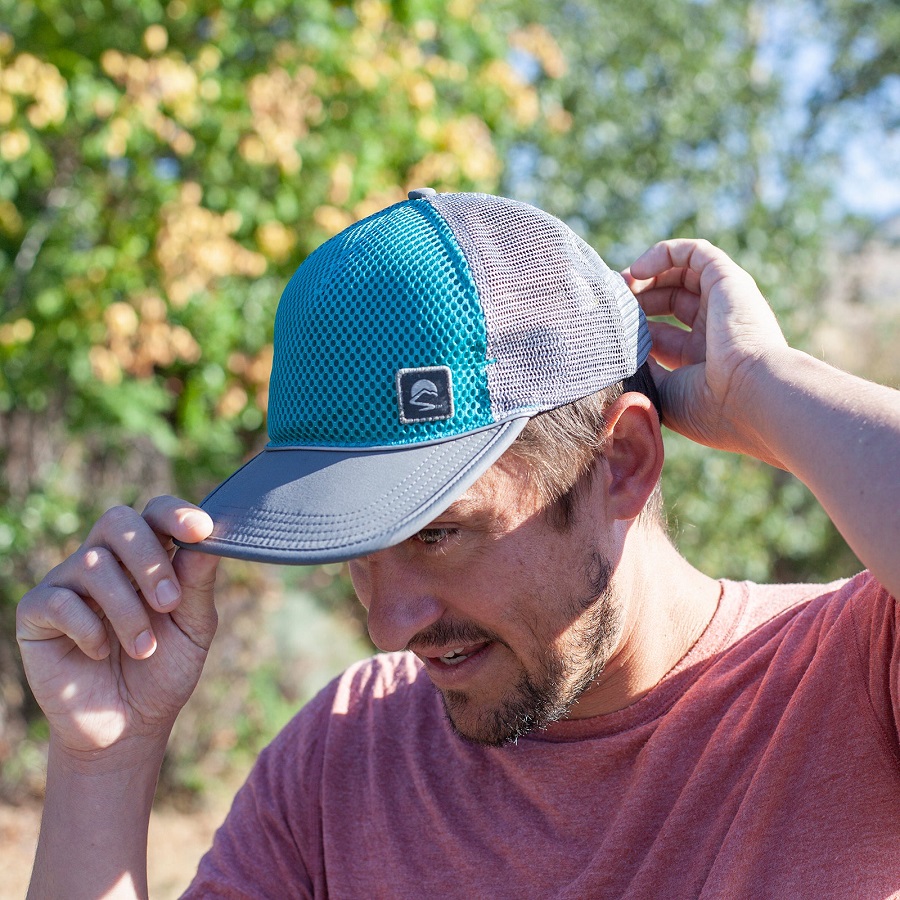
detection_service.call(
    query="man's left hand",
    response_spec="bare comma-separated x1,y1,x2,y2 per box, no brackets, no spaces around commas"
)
623,238,788,467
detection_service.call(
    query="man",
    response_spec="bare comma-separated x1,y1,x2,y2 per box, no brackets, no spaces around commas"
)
17,191,900,898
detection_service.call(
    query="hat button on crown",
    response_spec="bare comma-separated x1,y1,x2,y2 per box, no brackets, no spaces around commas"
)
408,187,437,200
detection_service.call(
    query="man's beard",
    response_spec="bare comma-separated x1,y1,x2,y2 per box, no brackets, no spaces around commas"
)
436,551,618,748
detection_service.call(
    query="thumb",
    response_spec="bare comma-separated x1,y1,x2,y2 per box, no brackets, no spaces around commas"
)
170,548,220,650
644,356,674,425
651,364,709,444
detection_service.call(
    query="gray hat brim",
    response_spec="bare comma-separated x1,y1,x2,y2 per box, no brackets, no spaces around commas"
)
178,418,529,565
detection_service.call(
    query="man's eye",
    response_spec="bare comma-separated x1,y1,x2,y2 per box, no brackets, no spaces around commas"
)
413,528,455,546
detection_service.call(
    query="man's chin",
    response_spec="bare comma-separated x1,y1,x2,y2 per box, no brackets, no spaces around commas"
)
439,686,556,748
441,697,521,748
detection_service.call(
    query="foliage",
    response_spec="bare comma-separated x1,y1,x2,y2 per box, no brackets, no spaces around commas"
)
804,0,900,129
503,0,896,583
0,0,564,602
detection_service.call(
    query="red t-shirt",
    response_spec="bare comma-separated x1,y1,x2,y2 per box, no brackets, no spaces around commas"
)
186,572,900,898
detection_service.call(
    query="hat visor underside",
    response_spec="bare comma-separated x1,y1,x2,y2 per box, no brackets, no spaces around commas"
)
177,419,529,565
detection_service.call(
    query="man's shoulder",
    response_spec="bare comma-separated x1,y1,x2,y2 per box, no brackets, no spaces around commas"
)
723,570,895,651
733,568,877,615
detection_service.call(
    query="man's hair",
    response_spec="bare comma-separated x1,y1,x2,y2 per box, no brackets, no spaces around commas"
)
508,362,665,530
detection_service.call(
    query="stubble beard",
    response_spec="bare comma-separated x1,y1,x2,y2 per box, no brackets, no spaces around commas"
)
440,552,619,748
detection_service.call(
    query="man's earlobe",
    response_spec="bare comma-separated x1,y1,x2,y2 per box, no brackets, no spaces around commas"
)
602,393,665,521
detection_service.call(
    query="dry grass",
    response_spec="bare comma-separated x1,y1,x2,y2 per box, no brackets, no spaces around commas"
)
0,788,237,898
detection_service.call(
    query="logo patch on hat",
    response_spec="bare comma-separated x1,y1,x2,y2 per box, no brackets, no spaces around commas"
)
397,366,454,424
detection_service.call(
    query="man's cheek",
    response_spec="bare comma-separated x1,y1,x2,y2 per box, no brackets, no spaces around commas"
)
347,562,370,609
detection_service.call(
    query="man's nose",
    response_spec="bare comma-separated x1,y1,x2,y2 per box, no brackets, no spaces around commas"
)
349,548,444,652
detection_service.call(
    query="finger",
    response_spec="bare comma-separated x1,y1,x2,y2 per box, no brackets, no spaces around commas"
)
634,285,703,326
78,546,158,659
624,265,703,300
17,586,111,661
168,549,220,652
84,506,184,614
634,267,703,297
647,321,700,371
142,495,215,547
634,239,769,315
645,355,670,383
643,357,672,418
629,238,722,281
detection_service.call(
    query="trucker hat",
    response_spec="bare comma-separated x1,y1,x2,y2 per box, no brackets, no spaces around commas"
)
181,189,652,564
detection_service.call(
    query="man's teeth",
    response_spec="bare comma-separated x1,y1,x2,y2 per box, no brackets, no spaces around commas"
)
442,647,469,665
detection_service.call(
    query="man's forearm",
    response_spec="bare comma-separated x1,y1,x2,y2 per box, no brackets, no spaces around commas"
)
28,738,167,900
740,347,900,597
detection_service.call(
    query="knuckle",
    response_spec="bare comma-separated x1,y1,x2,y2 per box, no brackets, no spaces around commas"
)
107,603,148,646
15,590,36,630
17,583,39,610
80,544,114,576
45,559,68,582
103,504,137,530
45,586,76,619
133,543,173,587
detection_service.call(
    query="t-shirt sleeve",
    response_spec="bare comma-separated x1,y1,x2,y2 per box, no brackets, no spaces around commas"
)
846,571,900,762
180,678,338,899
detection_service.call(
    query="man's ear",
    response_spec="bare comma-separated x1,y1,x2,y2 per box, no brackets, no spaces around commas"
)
601,393,664,521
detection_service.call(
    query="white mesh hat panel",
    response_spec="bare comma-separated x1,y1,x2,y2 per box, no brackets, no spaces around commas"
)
425,193,648,420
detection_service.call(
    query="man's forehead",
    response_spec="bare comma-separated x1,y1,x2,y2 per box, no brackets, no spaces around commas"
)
430,491,481,522
435,488,479,521
428,455,531,523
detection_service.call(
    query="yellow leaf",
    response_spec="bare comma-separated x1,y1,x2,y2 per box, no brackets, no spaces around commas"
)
144,24,169,54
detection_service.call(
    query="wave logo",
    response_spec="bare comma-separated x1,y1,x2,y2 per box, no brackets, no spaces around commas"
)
410,379,440,410
397,366,454,424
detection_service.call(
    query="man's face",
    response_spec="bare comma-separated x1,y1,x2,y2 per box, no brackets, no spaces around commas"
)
348,455,623,747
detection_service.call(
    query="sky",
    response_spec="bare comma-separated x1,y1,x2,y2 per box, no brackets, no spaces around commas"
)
760,3,900,221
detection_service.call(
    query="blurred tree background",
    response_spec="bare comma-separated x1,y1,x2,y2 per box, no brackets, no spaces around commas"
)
1,0,898,804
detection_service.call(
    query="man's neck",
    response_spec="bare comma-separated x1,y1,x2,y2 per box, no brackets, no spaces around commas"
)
567,529,721,718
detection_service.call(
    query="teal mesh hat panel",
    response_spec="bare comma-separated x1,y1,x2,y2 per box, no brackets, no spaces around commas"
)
267,200,494,448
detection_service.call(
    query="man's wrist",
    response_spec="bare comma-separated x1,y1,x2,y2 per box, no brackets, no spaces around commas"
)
724,346,810,469
29,736,170,899
47,729,171,778
44,731,168,834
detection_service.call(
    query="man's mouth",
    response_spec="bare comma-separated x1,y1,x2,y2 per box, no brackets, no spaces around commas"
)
426,641,491,668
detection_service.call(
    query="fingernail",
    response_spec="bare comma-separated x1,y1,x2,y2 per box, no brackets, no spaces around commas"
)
134,630,156,658
156,578,180,610
97,641,110,659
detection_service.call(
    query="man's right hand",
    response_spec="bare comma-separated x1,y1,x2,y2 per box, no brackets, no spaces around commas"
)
16,496,221,763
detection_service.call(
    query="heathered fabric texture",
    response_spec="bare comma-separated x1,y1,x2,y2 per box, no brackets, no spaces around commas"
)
185,573,900,899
